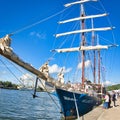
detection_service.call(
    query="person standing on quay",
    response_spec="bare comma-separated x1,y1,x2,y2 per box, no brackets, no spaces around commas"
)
108,93,111,108
104,93,110,109
112,91,117,107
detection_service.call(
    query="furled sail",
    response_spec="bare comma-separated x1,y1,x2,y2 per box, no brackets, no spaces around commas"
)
55,27,113,38
0,34,47,80
0,34,12,52
59,13,108,24
39,62,49,78
52,45,109,53
0,35,66,88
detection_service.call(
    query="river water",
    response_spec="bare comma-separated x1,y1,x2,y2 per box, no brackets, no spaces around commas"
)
0,89,61,120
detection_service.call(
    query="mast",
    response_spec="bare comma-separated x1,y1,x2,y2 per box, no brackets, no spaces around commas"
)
91,18,96,84
53,0,116,87
81,3,86,87
97,35,100,84
98,50,101,84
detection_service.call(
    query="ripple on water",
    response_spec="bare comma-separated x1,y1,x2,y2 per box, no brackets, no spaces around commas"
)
0,89,61,120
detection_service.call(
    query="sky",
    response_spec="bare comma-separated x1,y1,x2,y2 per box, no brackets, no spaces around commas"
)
0,0,120,86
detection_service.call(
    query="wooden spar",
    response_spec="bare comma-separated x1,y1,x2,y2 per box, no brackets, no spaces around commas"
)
52,45,108,53
98,50,100,84
91,18,96,84
0,47,63,87
81,4,85,88
93,49,96,83
55,27,113,38
59,13,108,24
64,0,97,7
0,48,47,80
97,35,101,84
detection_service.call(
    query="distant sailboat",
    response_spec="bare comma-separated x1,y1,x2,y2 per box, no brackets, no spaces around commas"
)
0,0,118,119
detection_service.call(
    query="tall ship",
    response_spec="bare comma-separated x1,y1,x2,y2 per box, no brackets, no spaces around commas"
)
0,0,117,119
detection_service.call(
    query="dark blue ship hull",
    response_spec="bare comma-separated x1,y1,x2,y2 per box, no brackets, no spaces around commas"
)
56,88,101,119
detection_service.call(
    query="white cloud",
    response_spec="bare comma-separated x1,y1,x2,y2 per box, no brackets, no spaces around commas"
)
48,64,72,74
102,80,114,86
30,31,46,39
77,60,91,69
20,73,35,87
0,70,7,74
64,67,72,73
48,64,59,73
30,31,35,36
20,73,34,81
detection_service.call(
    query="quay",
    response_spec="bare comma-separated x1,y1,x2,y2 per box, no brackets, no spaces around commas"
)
80,98,120,120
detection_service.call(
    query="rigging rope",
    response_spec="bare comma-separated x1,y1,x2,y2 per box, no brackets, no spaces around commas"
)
0,57,61,111
38,79,61,110
0,57,24,85
2,57,36,85
0,57,35,96
98,0,116,44
10,8,68,35
87,51,94,80
87,0,116,44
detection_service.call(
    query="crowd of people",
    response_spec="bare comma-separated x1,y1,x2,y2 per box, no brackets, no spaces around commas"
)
103,91,119,109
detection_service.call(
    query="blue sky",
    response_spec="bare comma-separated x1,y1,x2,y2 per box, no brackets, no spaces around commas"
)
0,0,120,86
